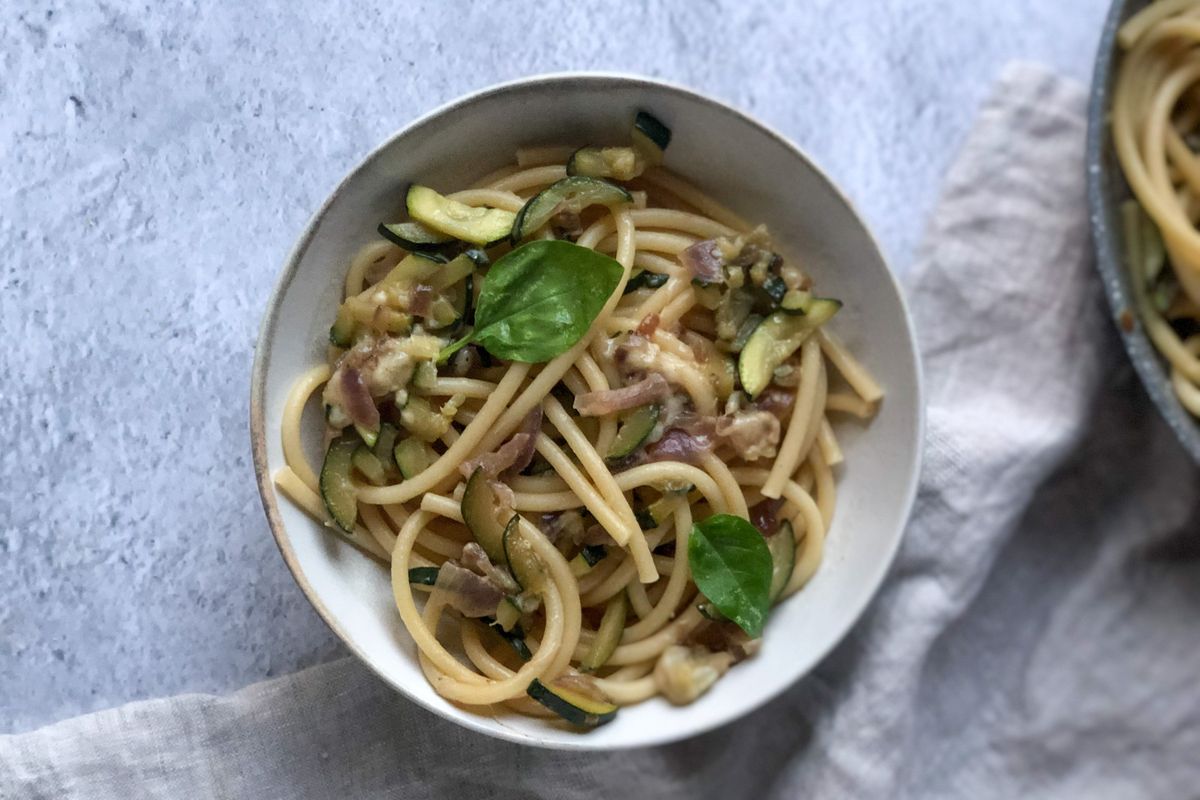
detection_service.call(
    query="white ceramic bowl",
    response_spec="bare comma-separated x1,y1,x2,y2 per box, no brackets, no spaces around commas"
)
251,73,924,750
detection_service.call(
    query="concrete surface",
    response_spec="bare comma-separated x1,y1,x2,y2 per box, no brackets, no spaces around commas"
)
0,0,1109,733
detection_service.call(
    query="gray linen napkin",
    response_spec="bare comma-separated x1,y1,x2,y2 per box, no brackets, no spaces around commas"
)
5,63,1200,800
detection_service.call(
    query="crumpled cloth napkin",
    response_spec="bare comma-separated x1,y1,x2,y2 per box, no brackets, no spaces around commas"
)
5,63,1200,800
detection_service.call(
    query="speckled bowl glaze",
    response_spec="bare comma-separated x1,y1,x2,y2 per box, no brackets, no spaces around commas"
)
250,73,924,749
1088,0,1200,463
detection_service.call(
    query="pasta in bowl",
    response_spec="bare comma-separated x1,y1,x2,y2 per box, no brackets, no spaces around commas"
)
251,75,922,748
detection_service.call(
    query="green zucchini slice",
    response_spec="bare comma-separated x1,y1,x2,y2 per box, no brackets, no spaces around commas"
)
780,289,814,315
762,275,788,305
329,305,357,348
428,250,478,291
623,269,670,294
485,618,532,660
354,423,380,449
606,404,660,461
394,437,436,480
372,423,400,477
406,185,515,246
502,514,547,592
568,544,607,578
566,146,644,181
527,679,618,728
377,221,456,253
460,467,510,564
408,566,440,586
737,299,842,397
351,445,388,485
768,520,797,603
730,312,763,353
319,435,359,533
493,598,522,632
581,592,627,672
632,110,672,166
511,176,632,244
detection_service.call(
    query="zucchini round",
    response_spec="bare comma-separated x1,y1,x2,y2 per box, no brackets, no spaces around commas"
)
568,544,607,578
780,289,814,315
377,221,455,253
372,422,400,478
768,520,797,603
351,445,387,485
329,305,356,348
737,299,842,397
486,618,532,660
566,146,644,181
407,184,515,246
461,467,510,564
511,176,632,244
394,437,436,480
527,678,618,728
606,404,660,461
623,269,670,294
580,592,627,672
631,110,672,166
502,514,547,592
319,435,359,533
408,566,440,586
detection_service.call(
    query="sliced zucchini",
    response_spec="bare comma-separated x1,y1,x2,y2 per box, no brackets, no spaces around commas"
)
406,185,514,246
428,250,478,291
461,467,510,564
372,422,400,477
373,252,445,295
408,566,440,586
351,445,388,485
566,146,644,181
780,289,814,314
399,396,448,442
486,618,533,661
581,592,627,672
623,269,670,294
730,312,763,353
410,361,438,392
738,299,842,397
494,597,522,632
502,514,547,592
449,274,474,333
762,275,788,305
527,678,618,728
511,176,632,244
319,435,359,533
354,423,380,449
394,437,436,480
631,110,672,166
606,404,660,461
642,492,686,528
425,296,459,329
329,305,356,347
768,520,797,603
568,544,607,578
377,221,456,253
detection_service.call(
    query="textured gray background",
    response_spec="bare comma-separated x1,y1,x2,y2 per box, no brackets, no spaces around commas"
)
0,0,1107,734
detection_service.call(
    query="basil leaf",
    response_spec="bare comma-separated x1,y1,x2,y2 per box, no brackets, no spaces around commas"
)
688,514,773,638
470,240,623,363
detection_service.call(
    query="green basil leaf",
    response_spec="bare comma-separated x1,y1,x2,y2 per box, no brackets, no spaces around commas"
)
688,514,773,638
470,240,623,363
